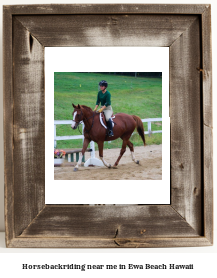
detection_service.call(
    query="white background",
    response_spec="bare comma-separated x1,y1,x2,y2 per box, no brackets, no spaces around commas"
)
0,0,216,277
45,47,170,204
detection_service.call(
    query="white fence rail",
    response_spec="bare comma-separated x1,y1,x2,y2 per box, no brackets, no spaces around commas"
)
54,118,162,148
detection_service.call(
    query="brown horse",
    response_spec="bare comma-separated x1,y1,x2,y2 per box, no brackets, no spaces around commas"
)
71,104,146,171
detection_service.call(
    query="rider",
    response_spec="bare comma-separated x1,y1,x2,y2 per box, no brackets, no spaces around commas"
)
93,80,114,137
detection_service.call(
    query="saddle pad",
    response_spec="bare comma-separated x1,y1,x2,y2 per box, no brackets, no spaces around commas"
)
99,113,115,129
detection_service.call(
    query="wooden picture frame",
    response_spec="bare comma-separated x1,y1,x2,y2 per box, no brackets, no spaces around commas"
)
3,4,213,248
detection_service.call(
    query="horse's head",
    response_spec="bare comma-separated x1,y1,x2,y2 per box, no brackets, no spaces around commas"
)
71,104,84,129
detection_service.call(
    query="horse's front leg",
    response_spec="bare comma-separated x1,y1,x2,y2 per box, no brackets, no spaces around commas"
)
98,141,111,168
73,138,90,172
114,138,128,167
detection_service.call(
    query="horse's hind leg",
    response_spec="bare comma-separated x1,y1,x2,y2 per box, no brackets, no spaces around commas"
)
98,141,111,168
127,140,139,164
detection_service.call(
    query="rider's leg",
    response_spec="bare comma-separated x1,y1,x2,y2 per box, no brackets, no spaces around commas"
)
106,118,114,136
103,106,114,137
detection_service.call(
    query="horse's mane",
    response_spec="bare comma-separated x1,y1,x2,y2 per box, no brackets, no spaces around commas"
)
73,104,93,113
80,105,93,112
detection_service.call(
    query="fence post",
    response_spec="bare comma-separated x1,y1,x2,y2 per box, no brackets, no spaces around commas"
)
90,141,95,158
54,124,57,148
148,121,152,137
84,141,104,167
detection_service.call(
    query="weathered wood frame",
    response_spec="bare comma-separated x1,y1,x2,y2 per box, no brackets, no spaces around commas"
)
3,4,212,248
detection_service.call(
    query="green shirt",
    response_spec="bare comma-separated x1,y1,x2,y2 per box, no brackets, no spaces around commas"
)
96,90,111,107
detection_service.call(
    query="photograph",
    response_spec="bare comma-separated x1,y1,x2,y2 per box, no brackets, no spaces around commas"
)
45,47,169,205
54,72,162,180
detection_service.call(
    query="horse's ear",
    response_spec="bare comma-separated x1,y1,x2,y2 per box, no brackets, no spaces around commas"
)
78,104,81,109
72,103,76,108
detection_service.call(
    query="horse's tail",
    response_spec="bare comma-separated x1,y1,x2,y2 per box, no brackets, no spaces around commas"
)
132,115,146,146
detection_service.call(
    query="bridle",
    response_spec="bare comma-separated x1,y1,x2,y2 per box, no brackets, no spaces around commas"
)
73,109,95,135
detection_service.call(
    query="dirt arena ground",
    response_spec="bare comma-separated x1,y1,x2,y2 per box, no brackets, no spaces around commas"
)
54,145,162,180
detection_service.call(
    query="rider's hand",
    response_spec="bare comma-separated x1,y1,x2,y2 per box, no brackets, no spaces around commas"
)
93,107,97,112
98,107,104,113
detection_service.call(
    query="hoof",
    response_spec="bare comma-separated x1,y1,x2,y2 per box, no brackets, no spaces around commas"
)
108,164,111,168
73,167,78,172
136,160,139,164
113,166,118,169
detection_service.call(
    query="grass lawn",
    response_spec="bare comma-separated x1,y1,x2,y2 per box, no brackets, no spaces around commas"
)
54,72,162,149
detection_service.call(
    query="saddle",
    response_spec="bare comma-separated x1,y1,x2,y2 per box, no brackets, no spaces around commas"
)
99,113,115,129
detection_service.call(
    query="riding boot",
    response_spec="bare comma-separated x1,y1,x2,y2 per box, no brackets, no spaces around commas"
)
106,118,114,137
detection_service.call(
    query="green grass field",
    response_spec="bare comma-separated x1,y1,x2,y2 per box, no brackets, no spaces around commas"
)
54,72,162,150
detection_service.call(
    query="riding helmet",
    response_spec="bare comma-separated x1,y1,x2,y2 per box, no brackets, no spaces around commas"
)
99,80,108,88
